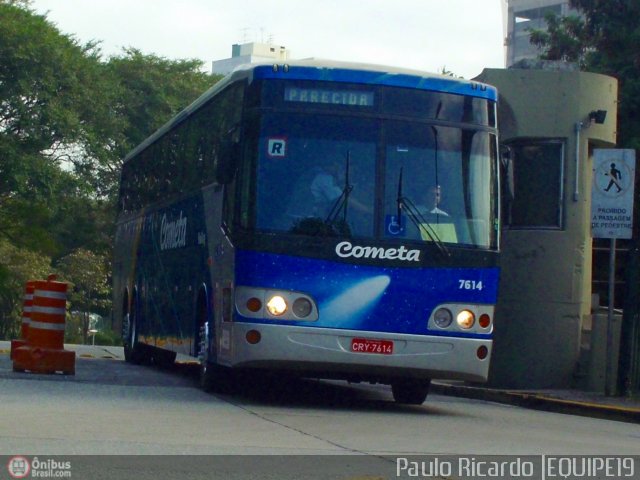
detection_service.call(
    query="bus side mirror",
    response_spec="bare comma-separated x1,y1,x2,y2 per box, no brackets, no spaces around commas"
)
216,140,240,184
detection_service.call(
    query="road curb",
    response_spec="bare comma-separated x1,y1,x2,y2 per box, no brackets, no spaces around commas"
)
431,382,640,424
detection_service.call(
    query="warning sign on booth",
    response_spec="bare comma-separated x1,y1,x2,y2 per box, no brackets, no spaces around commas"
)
591,149,635,239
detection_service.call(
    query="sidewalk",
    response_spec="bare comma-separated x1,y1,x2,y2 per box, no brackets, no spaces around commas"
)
431,381,640,424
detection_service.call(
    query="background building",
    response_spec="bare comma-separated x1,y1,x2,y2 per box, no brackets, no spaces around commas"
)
212,42,291,76
504,0,578,67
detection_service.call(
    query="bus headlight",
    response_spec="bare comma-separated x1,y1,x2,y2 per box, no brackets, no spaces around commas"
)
429,304,493,333
236,286,318,321
456,310,475,329
266,295,287,316
433,308,453,328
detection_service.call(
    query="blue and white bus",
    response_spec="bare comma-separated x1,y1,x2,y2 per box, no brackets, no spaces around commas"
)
114,60,499,404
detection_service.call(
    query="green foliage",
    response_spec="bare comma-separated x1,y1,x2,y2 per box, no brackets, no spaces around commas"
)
529,13,589,66
86,50,221,199
107,48,216,149
0,2,114,165
1,0,32,6
65,313,121,345
63,314,83,344
0,2,116,256
0,239,52,339
528,0,640,150
0,3,223,340
57,249,111,344
93,329,123,347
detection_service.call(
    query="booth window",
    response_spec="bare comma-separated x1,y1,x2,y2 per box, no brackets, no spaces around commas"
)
506,139,564,229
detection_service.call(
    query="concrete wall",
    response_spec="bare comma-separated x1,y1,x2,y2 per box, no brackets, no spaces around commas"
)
475,67,618,388
587,311,622,392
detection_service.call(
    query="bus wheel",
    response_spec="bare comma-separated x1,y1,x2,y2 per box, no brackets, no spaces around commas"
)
391,379,431,405
123,308,144,364
198,321,232,393
153,348,177,369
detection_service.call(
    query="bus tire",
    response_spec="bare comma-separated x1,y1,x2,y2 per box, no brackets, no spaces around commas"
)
198,320,232,393
152,348,177,369
198,320,214,391
391,379,431,405
201,366,234,394
123,302,145,365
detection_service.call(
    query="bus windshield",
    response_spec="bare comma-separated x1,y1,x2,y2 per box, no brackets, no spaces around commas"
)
253,112,496,249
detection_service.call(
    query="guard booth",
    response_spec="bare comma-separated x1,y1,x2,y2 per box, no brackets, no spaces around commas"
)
475,63,619,389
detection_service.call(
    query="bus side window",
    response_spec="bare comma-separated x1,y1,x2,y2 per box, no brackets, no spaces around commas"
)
119,162,132,212
194,100,220,187
167,131,181,195
179,83,246,190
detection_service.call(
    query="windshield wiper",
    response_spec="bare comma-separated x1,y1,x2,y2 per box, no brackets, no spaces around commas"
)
325,151,353,226
396,167,450,258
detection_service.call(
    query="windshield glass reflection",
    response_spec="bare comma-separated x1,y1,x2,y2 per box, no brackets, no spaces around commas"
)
383,123,495,248
254,113,495,248
255,113,376,237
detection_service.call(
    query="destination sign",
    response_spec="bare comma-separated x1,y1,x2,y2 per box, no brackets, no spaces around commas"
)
284,87,374,107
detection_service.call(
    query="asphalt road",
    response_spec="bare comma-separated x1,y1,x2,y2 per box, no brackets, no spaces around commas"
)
1,343,639,479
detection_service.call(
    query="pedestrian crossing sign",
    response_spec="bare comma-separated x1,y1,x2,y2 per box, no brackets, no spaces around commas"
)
591,149,635,239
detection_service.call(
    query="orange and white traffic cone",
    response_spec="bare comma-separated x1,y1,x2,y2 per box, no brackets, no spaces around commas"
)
12,276,75,375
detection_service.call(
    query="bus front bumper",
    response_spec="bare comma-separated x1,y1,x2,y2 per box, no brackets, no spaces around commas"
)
219,323,492,383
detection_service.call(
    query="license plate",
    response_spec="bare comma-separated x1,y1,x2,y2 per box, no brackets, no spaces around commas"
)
351,338,393,355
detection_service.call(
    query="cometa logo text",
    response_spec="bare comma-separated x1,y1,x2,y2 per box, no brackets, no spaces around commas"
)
160,211,188,250
335,241,420,262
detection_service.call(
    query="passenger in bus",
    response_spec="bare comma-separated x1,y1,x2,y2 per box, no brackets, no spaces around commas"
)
310,160,372,217
287,158,366,217
309,161,344,212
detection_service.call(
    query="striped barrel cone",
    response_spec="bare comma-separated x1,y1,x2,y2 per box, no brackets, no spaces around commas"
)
12,277,76,375
10,281,36,360
28,279,68,349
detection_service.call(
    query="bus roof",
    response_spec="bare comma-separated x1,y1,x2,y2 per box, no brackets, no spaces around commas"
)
248,59,497,101
123,59,497,163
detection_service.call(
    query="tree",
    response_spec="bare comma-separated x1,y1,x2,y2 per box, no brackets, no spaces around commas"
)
1,2,221,204
0,2,223,339
0,239,52,339
529,13,589,66
57,249,111,344
0,2,114,172
107,49,216,148
81,49,221,199
0,3,116,337
0,2,117,240
528,0,640,150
